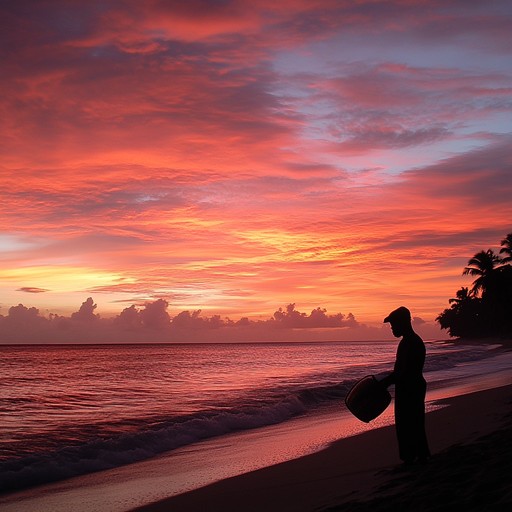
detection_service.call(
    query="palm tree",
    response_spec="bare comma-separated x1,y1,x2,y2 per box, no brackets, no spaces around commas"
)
462,249,502,297
499,232,512,264
448,287,474,306
438,286,482,338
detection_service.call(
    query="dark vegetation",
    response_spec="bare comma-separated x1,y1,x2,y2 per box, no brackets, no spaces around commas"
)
436,232,512,339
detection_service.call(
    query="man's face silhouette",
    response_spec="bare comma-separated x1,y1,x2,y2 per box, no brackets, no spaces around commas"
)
390,320,404,338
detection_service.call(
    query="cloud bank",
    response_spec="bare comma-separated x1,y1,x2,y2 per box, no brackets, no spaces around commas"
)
0,297,444,344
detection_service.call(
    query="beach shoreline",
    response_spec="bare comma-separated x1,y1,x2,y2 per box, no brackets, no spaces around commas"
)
1,340,511,512
134,378,512,512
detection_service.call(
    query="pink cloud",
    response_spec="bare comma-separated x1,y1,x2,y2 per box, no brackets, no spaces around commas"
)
395,138,512,208
171,310,228,330
17,287,50,293
303,63,512,154
71,297,99,322
0,298,380,343
270,303,358,329
1,1,511,330
139,298,171,329
4,304,44,325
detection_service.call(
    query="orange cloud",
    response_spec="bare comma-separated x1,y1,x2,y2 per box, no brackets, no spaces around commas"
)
1,1,511,333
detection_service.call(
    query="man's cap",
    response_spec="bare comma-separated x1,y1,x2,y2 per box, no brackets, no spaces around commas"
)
384,306,411,323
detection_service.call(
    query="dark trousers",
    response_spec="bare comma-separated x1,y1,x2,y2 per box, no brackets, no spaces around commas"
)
394,379,430,462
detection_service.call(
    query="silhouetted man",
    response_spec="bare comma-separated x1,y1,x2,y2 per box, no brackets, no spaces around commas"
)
380,306,430,464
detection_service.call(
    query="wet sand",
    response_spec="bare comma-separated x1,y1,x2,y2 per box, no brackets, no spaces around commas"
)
135,381,512,512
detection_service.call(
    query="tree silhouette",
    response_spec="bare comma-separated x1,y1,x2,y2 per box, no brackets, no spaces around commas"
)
438,233,512,339
462,249,502,297
437,287,482,338
500,232,512,264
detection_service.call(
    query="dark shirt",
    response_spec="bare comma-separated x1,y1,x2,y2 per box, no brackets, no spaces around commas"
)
383,332,426,387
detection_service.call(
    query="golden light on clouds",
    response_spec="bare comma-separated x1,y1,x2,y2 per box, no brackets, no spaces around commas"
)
0,267,134,294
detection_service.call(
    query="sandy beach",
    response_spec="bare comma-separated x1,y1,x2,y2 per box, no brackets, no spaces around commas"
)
135,377,512,512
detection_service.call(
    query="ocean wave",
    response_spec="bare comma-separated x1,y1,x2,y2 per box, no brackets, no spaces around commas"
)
0,343,499,494
0,379,354,493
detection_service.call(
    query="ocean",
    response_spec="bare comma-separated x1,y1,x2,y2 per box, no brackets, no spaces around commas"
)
0,340,508,497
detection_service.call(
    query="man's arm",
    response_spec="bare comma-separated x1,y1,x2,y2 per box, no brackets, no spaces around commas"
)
379,371,395,388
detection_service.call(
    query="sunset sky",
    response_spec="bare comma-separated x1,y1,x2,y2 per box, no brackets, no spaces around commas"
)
1,0,512,341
